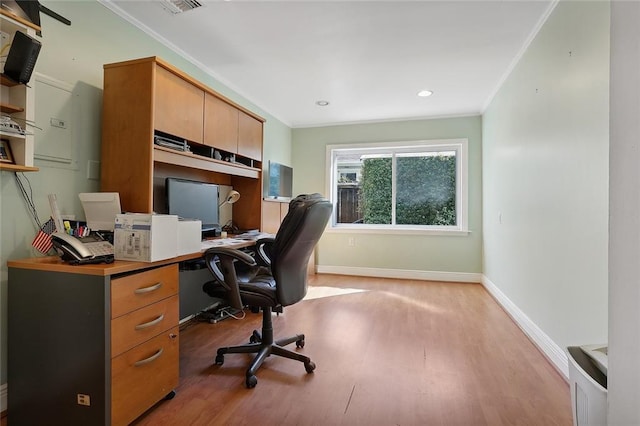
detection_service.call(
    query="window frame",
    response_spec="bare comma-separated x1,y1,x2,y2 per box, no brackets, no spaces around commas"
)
326,138,469,235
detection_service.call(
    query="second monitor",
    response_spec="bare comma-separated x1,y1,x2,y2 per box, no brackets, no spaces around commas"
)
166,177,220,236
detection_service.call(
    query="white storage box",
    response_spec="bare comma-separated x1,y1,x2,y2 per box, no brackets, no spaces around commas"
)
177,218,202,255
114,213,178,262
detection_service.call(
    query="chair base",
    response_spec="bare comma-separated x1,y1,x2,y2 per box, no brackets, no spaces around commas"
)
214,307,316,388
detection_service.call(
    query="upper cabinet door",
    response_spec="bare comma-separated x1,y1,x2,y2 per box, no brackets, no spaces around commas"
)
203,93,238,152
238,110,263,162
154,66,204,144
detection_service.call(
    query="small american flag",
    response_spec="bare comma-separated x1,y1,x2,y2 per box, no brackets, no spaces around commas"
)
32,218,57,254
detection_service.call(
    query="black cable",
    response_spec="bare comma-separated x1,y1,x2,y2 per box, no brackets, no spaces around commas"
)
14,172,42,230
39,5,71,26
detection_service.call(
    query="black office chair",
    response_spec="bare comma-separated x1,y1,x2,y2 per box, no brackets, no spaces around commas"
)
202,193,332,388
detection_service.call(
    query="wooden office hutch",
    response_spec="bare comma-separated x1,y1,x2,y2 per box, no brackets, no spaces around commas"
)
100,56,266,231
100,56,268,421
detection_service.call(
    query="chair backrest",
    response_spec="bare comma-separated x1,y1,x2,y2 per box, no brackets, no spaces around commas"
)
271,193,332,306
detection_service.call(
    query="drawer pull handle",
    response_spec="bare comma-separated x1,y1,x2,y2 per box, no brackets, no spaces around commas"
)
134,282,162,294
135,314,165,330
134,348,163,367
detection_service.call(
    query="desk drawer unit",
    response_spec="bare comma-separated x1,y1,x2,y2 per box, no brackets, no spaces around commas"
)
111,264,179,425
7,262,180,426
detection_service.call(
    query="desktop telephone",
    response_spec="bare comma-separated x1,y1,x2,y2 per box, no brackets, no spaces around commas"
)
51,232,115,265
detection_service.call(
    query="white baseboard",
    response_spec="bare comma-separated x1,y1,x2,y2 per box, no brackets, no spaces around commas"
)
481,275,569,379
1,382,6,413
316,265,482,283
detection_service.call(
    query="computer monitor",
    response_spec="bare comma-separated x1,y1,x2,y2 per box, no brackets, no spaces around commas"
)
165,178,220,234
267,161,293,200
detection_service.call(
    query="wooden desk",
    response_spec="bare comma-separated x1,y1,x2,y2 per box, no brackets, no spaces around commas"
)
7,239,254,426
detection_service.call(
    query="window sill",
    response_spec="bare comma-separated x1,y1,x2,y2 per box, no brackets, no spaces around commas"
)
326,226,471,236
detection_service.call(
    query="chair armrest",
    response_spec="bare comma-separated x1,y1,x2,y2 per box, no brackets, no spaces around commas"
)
204,247,257,310
255,237,275,267
206,246,256,264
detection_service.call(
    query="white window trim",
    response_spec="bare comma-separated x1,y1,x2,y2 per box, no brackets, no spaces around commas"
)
325,138,469,235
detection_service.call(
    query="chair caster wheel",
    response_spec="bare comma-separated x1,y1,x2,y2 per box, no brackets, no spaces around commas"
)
215,354,224,365
250,330,261,343
304,361,316,373
246,375,258,388
296,338,305,348
165,390,176,400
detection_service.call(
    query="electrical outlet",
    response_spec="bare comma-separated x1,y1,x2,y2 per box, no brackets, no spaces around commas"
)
50,117,67,129
348,237,355,247
77,394,91,406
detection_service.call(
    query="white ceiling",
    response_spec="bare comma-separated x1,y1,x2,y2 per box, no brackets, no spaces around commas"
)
104,0,553,128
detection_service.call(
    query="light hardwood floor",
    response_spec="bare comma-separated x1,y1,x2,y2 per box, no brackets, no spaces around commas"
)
133,274,572,426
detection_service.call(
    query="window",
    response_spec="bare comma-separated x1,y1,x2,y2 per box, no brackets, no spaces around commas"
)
327,139,468,233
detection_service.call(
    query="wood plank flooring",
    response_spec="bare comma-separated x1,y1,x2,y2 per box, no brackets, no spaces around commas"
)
133,274,572,426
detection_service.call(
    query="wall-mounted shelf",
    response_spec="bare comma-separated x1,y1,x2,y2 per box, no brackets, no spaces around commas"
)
0,12,38,170
1,102,25,114
0,162,38,172
0,130,25,140
0,9,41,32
0,74,19,87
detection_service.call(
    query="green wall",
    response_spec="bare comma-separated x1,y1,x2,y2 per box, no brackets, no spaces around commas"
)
0,0,291,387
292,116,482,276
482,1,609,353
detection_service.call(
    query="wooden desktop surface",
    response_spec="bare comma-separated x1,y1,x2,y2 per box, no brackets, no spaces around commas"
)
7,238,255,276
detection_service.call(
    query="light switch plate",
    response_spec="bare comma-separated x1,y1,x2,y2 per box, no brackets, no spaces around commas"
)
87,160,100,180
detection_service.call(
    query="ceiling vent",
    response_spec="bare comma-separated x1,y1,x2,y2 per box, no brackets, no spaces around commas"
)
158,0,203,15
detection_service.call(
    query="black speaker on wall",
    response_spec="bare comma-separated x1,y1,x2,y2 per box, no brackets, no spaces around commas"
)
3,31,41,84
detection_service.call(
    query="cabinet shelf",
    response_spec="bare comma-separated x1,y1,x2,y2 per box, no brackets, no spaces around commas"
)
0,9,41,32
0,130,26,140
0,163,38,172
154,146,260,179
0,102,25,114
0,74,19,87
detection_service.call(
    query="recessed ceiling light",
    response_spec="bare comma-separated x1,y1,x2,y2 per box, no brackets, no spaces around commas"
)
417,90,433,97
315,100,330,106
